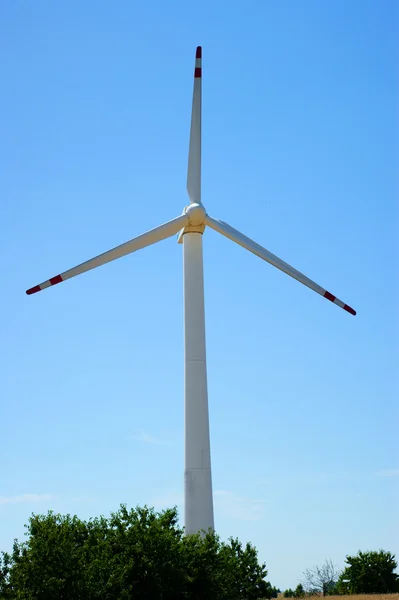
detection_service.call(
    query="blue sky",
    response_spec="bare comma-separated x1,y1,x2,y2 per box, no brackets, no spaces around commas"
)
1,0,398,589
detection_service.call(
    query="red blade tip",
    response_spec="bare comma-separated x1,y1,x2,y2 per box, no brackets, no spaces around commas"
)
196,46,202,58
26,285,41,295
343,304,356,316
26,274,63,295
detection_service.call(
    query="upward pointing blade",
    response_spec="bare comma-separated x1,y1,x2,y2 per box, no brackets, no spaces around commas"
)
187,46,202,204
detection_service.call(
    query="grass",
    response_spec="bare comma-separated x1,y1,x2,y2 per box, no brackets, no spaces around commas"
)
304,596,399,600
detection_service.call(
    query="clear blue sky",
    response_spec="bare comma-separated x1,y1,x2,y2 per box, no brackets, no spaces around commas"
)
1,0,398,589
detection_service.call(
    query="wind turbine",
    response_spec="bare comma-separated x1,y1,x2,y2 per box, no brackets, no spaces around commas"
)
26,46,356,536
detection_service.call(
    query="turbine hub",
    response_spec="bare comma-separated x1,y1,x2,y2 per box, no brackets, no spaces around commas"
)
185,203,206,226
177,203,207,243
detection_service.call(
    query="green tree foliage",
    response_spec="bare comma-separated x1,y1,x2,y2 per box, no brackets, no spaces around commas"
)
338,550,399,594
284,584,304,598
0,505,273,600
326,582,340,595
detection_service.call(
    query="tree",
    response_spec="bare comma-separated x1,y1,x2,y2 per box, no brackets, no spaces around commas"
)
0,504,274,599
284,588,295,597
214,536,271,600
294,583,305,597
302,559,340,596
338,550,399,594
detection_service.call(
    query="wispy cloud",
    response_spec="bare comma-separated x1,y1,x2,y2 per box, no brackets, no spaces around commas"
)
0,494,52,506
214,490,265,521
377,468,399,478
132,431,167,445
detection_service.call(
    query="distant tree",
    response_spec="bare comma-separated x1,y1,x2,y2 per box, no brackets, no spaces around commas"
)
294,583,305,597
0,504,274,599
303,559,341,596
327,581,341,595
266,585,280,598
284,588,295,597
338,550,399,594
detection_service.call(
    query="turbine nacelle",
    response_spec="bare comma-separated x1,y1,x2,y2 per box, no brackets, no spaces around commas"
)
186,203,207,226
177,203,207,242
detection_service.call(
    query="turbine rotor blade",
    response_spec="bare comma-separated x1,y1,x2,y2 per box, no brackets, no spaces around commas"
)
187,46,202,204
26,213,189,295
205,215,356,316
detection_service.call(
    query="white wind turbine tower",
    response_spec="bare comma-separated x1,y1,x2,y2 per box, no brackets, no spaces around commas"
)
26,46,356,536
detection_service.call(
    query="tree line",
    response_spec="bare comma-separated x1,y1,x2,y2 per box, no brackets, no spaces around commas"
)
0,504,278,600
283,553,399,597
0,503,397,599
